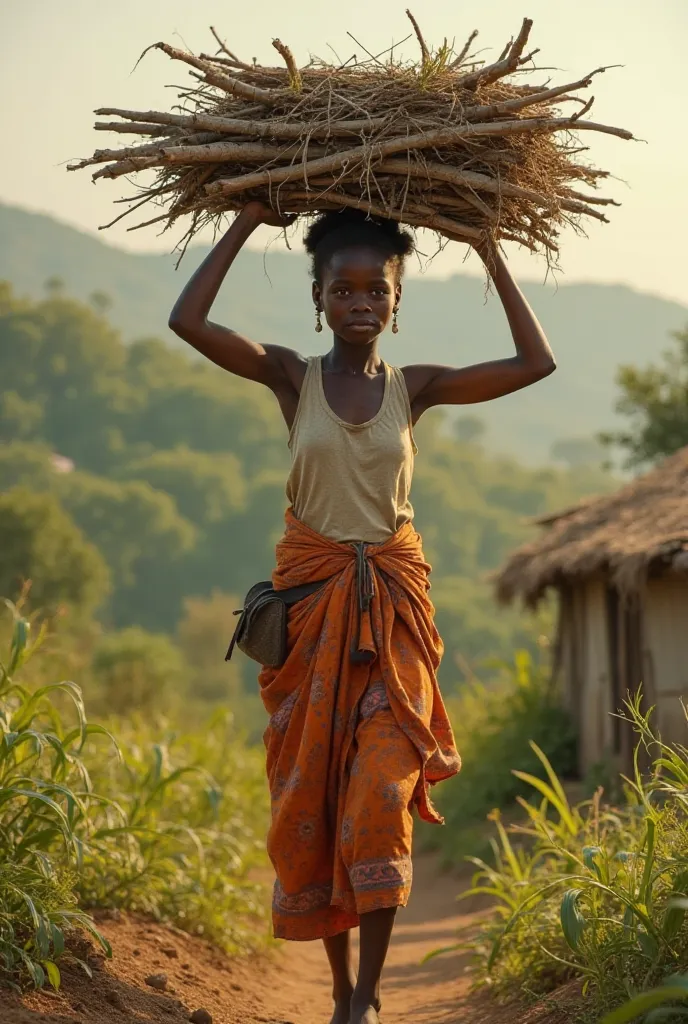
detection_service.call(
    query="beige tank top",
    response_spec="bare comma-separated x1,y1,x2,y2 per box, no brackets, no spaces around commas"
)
286,356,417,544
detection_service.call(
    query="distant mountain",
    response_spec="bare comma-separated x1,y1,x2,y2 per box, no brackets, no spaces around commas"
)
2,201,686,462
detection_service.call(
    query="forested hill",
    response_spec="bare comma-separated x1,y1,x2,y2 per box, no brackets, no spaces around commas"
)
2,201,687,462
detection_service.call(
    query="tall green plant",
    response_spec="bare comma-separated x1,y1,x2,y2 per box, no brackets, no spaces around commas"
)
0,597,270,990
451,695,688,1020
0,599,110,989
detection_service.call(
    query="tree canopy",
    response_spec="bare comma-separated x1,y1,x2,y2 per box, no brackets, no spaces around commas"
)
0,281,615,682
602,326,688,466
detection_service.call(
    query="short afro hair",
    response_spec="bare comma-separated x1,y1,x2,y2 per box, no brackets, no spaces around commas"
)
303,209,415,283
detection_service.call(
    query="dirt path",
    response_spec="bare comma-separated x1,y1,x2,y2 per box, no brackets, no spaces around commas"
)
258,855,484,1024
2,854,570,1024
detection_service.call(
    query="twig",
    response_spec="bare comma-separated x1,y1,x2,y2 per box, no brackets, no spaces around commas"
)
450,30,479,69
457,17,534,89
93,121,170,136
280,189,482,239
93,139,320,180
406,10,430,65
464,68,607,121
272,39,302,92
94,107,390,139
209,25,243,65
154,42,283,104
68,133,221,170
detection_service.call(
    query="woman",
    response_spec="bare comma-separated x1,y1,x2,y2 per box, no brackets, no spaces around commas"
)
169,201,555,1024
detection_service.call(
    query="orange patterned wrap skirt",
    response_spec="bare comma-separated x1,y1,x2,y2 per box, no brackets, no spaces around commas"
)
258,510,461,941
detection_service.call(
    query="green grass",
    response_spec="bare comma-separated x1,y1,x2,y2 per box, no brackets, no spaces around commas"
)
0,599,269,990
443,694,688,1022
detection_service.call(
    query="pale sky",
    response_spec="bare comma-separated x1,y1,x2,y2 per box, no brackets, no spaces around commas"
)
2,0,687,303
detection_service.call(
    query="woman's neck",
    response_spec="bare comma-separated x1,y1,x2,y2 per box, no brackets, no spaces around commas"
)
325,336,383,376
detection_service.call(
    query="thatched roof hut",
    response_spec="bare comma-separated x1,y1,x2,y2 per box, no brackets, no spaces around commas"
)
495,448,688,773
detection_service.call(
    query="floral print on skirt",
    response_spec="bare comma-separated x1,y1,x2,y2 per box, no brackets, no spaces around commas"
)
259,509,461,941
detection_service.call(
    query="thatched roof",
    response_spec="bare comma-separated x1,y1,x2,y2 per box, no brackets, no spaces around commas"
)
496,447,688,607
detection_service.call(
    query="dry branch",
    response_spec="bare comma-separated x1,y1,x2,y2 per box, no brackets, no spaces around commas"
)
73,16,633,260
450,29,479,69
406,10,430,65
94,107,391,139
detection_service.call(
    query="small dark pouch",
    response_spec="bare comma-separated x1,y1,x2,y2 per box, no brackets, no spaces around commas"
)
225,579,328,668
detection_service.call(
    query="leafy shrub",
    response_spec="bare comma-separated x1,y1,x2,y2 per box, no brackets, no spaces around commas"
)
0,488,110,614
91,626,187,714
430,649,577,860
77,710,268,949
457,695,688,1021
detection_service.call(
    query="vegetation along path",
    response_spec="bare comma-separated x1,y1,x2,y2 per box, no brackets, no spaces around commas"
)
2,855,569,1024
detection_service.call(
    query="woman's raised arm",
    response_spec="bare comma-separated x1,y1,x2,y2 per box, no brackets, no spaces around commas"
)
403,241,556,418
168,202,304,391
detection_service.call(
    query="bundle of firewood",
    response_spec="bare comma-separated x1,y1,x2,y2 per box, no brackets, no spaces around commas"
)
70,14,633,259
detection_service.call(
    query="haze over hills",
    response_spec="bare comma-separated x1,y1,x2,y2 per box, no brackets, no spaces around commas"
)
2,202,686,462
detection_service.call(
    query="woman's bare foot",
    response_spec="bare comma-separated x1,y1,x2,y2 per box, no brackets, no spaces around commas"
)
329,1000,351,1024
349,1004,379,1024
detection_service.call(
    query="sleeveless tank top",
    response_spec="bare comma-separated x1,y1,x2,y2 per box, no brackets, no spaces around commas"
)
286,356,417,544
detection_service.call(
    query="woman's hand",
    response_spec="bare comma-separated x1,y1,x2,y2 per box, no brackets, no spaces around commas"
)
241,201,297,229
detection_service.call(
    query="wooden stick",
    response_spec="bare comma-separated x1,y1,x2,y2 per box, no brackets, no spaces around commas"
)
272,39,302,92
406,10,430,64
450,30,479,70
377,159,614,219
94,121,171,136
277,189,482,239
94,107,391,139
464,69,607,121
68,133,221,170
561,187,619,207
457,18,534,89
206,114,633,198
208,25,252,69
92,138,316,180
153,42,283,104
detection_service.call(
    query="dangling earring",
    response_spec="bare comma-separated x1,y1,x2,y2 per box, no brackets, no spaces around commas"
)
314,306,323,333
392,308,399,334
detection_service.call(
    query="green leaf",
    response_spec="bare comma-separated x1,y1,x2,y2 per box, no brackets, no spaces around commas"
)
639,819,656,909
601,977,688,1024
511,769,577,835
560,888,587,952
50,923,65,959
42,960,61,990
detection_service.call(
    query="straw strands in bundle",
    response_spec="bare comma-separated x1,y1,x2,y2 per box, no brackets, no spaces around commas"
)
70,13,634,261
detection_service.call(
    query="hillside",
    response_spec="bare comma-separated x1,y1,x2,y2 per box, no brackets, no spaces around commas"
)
2,202,686,462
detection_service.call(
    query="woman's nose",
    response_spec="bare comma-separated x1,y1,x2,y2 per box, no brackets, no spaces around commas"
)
350,295,372,311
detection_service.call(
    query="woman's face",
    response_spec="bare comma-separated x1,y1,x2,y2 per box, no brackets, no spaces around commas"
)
313,246,401,345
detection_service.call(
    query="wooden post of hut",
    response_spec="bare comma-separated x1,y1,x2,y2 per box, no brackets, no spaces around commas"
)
494,448,688,777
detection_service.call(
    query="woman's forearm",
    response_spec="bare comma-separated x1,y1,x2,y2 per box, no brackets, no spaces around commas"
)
168,205,262,332
479,245,555,373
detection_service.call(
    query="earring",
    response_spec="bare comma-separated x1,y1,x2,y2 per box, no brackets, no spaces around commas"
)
314,307,323,333
392,308,399,334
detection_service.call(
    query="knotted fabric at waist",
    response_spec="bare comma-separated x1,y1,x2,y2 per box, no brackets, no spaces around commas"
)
272,510,431,664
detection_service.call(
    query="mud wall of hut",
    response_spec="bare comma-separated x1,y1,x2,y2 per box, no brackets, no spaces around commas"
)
643,578,688,747
558,575,688,773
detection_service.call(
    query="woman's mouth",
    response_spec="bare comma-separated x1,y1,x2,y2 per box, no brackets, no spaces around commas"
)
347,320,377,332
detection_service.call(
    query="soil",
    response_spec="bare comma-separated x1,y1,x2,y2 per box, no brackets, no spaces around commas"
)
0,855,578,1024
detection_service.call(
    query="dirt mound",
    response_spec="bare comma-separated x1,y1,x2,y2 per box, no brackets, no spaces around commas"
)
0,856,578,1024
0,911,286,1024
